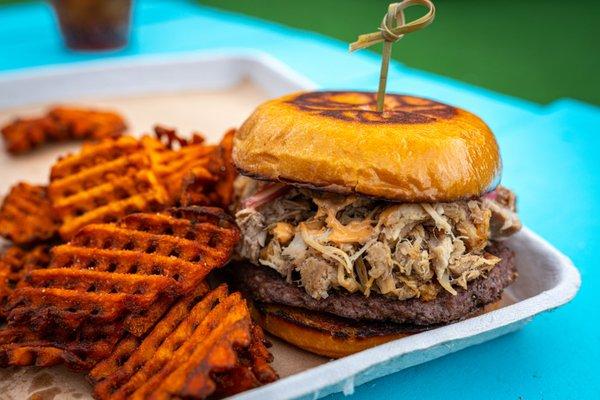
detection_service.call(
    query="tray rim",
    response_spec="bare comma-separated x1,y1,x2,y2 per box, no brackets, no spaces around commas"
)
0,51,581,400
0,49,317,109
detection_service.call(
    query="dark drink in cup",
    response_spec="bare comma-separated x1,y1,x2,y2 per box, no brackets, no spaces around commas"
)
50,0,132,51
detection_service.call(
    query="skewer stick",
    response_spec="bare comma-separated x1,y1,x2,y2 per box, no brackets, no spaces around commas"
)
350,0,436,112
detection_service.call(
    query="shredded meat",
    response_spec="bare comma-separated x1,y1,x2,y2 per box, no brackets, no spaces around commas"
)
484,186,522,238
229,242,517,326
298,257,338,300
236,208,267,261
235,177,521,301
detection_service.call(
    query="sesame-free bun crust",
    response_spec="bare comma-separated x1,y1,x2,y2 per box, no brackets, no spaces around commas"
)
233,91,501,202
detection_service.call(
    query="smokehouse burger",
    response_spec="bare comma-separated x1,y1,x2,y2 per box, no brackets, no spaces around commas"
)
229,91,522,358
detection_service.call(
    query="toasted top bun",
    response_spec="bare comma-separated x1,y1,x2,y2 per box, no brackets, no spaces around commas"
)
233,91,501,202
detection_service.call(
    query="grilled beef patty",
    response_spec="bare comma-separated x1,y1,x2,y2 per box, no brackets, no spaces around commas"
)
230,242,516,326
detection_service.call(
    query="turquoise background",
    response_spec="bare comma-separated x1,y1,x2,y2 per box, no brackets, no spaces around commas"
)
0,1,598,399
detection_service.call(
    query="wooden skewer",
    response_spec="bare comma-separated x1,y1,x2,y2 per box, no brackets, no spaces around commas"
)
350,0,436,112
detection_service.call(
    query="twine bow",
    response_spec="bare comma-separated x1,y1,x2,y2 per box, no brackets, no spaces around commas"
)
350,0,436,112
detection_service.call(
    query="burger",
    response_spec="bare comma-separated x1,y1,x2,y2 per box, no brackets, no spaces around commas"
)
228,91,522,358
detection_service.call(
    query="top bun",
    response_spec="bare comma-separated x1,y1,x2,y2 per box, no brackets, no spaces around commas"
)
233,91,501,202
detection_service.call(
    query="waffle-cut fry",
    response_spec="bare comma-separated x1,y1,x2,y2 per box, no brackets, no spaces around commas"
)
93,287,232,399
56,170,167,239
0,183,58,245
6,207,239,339
143,294,251,400
13,270,177,333
213,128,237,208
3,284,205,371
8,287,153,329
50,136,144,181
91,285,276,400
1,257,178,370
56,207,239,290
246,323,278,384
49,136,169,239
0,323,122,370
48,106,126,141
0,246,51,319
154,125,205,150
0,117,53,154
211,324,279,398
152,144,217,202
1,106,126,154
180,129,237,208
0,343,67,368
210,365,262,398
48,153,150,201
89,284,214,385
48,129,239,237
25,269,176,297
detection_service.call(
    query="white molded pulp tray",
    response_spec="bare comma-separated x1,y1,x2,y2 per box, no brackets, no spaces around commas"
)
0,51,581,400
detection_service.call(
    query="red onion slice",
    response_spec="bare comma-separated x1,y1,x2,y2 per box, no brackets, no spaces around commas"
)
242,183,289,209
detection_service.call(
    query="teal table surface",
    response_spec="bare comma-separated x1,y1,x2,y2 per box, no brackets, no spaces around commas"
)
1,1,598,399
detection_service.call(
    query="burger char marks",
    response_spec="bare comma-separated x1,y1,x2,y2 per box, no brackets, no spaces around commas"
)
289,91,456,124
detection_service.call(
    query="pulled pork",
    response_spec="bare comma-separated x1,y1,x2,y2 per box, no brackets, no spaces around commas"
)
235,177,521,301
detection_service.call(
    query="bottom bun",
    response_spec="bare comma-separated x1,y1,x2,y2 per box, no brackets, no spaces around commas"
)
252,301,503,358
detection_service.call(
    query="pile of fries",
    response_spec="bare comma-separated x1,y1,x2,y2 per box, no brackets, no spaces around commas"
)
1,106,127,154
0,108,277,399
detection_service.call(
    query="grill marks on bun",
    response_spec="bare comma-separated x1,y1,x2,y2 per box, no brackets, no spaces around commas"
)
233,90,501,203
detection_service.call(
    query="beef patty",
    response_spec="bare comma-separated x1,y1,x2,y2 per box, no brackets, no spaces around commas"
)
229,242,516,326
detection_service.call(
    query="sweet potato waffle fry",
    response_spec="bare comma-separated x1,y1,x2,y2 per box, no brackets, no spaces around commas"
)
0,328,76,368
148,126,217,202
145,126,237,208
6,207,239,337
0,183,58,245
153,125,205,149
49,136,169,239
0,248,120,371
90,284,277,400
210,323,279,398
180,129,237,209
88,284,212,384
50,136,144,180
1,106,126,154
0,321,124,370
48,106,126,141
0,116,52,154
0,245,51,319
